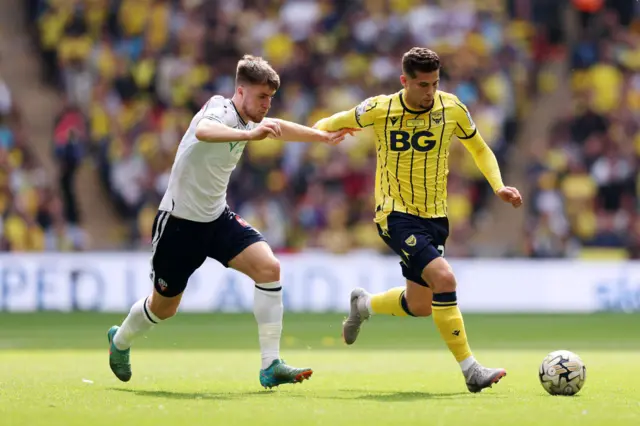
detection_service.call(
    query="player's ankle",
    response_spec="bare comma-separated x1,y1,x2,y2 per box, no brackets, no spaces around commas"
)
359,295,372,316
459,356,477,373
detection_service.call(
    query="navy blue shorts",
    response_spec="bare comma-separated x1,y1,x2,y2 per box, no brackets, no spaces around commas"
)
149,207,265,297
377,212,449,287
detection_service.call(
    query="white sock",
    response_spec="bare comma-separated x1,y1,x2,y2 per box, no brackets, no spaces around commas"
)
253,281,283,369
363,295,373,316
113,296,161,350
460,355,477,373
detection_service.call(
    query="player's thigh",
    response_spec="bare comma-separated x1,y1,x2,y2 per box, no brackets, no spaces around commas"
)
405,279,433,316
207,209,274,283
377,213,441,287
149,212,208,313
228,241,280,284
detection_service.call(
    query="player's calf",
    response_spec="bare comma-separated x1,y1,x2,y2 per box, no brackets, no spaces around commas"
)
405,300,431,317
148,289,183,320
404,279,433,317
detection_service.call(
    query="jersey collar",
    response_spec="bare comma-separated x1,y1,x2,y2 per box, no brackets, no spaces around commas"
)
399,90,435,115
229,99,248,126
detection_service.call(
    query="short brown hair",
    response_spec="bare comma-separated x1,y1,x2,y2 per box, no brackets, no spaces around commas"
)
236,55,280,91
402,48,441,78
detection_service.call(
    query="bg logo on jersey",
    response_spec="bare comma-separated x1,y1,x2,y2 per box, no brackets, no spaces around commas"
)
389,130,436,152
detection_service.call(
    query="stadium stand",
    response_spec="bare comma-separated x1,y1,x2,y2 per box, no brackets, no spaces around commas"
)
525,0,640,259
19,0,560,254
0,54,86,252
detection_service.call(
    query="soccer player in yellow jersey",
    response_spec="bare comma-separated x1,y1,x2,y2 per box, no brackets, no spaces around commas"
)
314,47,523,393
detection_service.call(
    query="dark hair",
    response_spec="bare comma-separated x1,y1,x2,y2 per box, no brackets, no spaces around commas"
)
235,55,280,91
402,48,441,78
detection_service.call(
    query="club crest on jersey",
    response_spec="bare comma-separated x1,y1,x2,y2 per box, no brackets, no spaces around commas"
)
431,110,443,125
406,119,426,127
356,98,377,121
405,235,417,247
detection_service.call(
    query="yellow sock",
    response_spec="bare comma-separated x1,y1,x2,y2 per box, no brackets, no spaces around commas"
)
370,287,414,316
431,292,472,362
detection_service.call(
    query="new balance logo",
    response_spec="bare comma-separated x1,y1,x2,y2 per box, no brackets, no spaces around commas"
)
452,330,460,336
390,117,399,126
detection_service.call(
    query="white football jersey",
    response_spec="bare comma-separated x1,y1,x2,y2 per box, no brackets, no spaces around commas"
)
159,95,257,222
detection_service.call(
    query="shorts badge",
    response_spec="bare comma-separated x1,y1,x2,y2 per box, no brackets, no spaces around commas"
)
405,235,417,247
157,278,169,292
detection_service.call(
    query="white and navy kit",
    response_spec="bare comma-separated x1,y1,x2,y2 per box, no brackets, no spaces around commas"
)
150,96,265,297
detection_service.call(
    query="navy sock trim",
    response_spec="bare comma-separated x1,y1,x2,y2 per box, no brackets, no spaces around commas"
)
399,290,416,317
143,297,158,324
432,291,457,307
432,292,457,303
255,285,282,292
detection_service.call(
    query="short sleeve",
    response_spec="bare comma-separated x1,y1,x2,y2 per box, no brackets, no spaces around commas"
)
452,97,477,140
201,96,237,127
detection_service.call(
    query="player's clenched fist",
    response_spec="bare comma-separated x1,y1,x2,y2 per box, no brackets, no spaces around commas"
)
496,186,523,208
247,120,282,140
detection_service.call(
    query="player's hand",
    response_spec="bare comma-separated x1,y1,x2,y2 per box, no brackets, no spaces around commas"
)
497,186,523,208
247,121,282,141
320,128,360,145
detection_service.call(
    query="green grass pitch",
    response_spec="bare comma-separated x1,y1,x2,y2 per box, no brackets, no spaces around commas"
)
1,313,639,425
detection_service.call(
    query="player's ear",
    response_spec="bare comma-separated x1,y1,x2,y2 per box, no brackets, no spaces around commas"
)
400,75,407,88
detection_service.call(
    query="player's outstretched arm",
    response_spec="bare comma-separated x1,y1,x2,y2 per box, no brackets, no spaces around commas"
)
314,97,380,132
195,120,283,143
314,110,360,132
460,133,523,208
269,118,358,145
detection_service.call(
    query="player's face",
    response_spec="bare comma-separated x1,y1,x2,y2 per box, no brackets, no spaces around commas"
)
401,70,440,110
239,84,276,123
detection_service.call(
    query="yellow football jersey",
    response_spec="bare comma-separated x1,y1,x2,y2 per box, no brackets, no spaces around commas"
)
315,90,504,226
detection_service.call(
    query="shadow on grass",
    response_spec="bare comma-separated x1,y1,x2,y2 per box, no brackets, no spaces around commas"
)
337,390,473,402
107,387,269,400
108,387,480,402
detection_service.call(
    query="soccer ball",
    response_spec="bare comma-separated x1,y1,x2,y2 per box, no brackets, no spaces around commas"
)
539,350,586,396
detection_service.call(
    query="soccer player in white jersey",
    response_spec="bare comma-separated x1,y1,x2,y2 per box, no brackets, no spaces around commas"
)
107,55,356,389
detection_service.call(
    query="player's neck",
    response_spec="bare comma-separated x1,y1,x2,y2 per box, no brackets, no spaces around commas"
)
230,95,250,124
401,90,435,112
404,97,434,112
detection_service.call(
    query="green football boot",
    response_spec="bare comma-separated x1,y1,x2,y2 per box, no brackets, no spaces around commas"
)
107,326,132,382
259,359,313,389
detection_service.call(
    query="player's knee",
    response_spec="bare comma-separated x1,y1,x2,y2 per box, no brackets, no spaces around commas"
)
254,257,281,283
425,267,457,293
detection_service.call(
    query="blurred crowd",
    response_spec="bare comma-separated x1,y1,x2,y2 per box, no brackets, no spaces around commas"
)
525,0,640,259
0,57,85,251
20,0,556,254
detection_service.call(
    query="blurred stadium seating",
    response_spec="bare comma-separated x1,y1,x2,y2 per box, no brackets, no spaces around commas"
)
525,0,640,259
0,52,86,252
